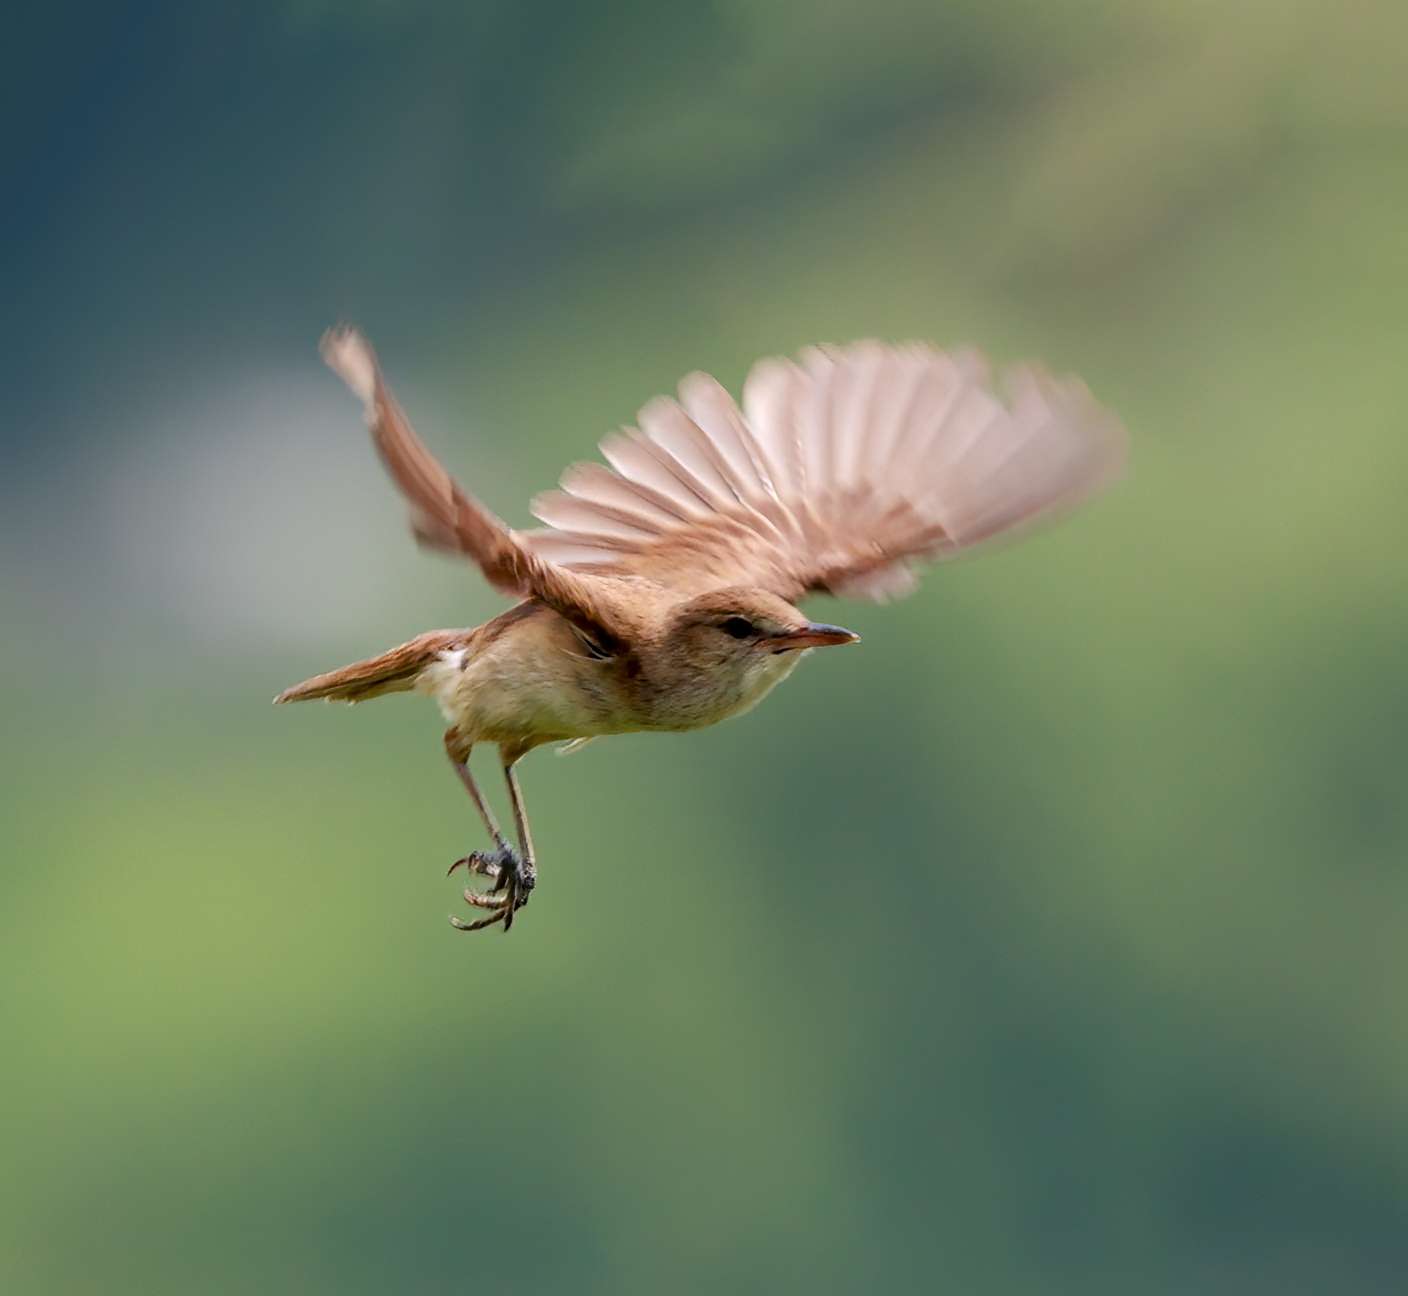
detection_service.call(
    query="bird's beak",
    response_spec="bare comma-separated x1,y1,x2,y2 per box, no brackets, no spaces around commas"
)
759,622,861,653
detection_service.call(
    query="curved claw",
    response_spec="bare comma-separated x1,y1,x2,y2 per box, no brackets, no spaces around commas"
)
450,909,507,933
448,843,533,935
448,851,503,879
462,887,509,912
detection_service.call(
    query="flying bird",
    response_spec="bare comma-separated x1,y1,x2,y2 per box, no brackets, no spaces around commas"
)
278,328,1125,933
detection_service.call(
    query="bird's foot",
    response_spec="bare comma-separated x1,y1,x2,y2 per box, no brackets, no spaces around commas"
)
447,843,536,933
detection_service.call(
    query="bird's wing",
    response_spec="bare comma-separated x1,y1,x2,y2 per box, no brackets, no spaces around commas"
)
321,327,624,644
521,341,1126,602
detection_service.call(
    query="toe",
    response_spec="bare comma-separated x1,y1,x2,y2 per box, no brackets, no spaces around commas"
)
462,888,508,912
450,909,506,933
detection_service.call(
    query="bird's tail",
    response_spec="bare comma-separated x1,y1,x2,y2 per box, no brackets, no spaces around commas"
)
274,629,467,705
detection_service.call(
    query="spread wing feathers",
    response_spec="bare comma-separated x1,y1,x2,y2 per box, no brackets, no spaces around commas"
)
523,341,1126,602
320,327,623,642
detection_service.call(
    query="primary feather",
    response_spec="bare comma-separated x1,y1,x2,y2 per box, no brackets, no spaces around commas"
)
320,326,631,645
524,341,1125,603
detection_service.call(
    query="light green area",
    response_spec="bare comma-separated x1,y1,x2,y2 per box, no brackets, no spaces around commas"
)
5,2,1407,1291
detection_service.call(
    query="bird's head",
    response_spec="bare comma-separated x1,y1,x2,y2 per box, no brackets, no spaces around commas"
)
654,588,859,723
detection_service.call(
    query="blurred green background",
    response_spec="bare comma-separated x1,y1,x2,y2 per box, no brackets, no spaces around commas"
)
5,2,1407,1292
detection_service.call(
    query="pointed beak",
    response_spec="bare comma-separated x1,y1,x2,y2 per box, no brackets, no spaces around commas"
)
759,622,861,653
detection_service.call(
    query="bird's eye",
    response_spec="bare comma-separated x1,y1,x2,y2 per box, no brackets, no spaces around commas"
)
719,616,756,639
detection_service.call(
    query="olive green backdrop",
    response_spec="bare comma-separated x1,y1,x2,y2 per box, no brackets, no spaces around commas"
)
4,3,1406,1292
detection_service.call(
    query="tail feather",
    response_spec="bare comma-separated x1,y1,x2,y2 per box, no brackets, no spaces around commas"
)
275,629,467,704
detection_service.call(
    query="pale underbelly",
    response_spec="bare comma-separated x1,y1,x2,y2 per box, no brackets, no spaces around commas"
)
418,652,636,744
417,643,803,745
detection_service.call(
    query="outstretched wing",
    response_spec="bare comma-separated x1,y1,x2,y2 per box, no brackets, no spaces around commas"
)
522,341,1126,602
320,327,623,643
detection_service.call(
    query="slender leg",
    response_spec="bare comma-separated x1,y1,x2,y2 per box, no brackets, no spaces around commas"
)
443,731,535,935
443,731,508,851
499,754,537,932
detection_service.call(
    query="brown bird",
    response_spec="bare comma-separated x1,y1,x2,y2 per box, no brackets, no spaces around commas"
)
277,328,1125,933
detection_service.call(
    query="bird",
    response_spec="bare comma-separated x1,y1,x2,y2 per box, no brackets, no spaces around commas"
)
277,327,1125,934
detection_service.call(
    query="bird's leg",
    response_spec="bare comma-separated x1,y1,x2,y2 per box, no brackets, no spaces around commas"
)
443,731,519,932
444,731,508,850
498,755,537,932
443,732,537,934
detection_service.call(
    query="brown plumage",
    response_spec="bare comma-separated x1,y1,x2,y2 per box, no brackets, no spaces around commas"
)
274,628,470,704
278,327,1125,934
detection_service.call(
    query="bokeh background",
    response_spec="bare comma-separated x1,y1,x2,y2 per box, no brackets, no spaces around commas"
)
5,3,1407,1292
